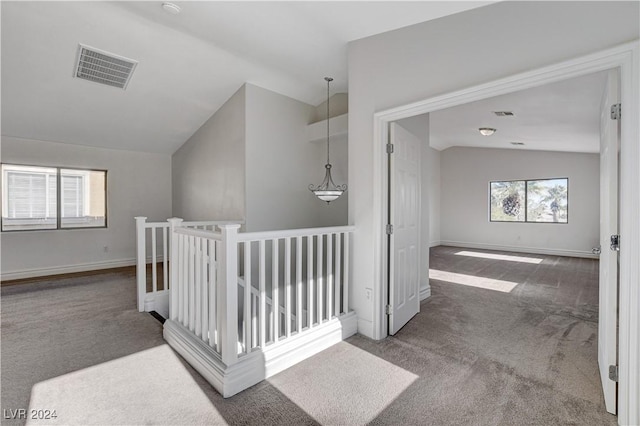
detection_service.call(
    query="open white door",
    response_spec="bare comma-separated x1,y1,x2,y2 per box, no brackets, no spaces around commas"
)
388,123,420,335
598,69,620,415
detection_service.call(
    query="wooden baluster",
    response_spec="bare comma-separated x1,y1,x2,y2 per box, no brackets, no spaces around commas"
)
343,232,350,315
335,233,341,315
151,226,158,294
163,226,168,292
317,234,323,324
182,234,188,327
327,233,333,319
244,241,252,354
259,240,266,348
195,237,202,337
296,236,303,333
209,239,217,350
307,236,314,328
201,237,208,338
189,235,195,331
285,237,292,338
272,239,279,343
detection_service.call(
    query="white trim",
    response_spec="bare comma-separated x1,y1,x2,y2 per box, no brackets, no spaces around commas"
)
371,41,639,424
0,258,136,281
439,240,598,260
419,286,431,301
144,290,170,318
357,318,374,338
237,225,355,242
429,241,441,248
164,312,358,398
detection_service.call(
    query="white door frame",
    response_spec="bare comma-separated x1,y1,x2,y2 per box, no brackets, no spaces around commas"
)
371,41,639,424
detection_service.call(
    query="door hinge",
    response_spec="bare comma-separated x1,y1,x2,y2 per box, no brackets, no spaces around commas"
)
385,305,392,315
609,365,619,382
611,103,621,120
386,143,395,154
386,224,393,235
610,234,620,252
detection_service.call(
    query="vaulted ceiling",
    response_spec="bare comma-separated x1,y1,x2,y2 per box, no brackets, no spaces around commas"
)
1,1,492,154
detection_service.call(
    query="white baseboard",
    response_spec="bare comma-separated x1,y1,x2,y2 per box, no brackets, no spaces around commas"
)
420,286,432,301
1,258,137,281
439,240,598,259
145,291,170,318
429,241,441,248
164,312,358,398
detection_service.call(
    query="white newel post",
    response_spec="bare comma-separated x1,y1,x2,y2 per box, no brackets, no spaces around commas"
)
135,216,147,312
218,224,240,366
167,217,184,321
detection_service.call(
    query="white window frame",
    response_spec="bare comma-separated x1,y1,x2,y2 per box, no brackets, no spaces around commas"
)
1,163,107,232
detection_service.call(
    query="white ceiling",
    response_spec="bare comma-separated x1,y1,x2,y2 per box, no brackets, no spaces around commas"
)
1,1,492,154
429,71,609,154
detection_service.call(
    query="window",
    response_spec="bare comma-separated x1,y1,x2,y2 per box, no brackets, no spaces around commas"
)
490,178,568,223
1,164,107,231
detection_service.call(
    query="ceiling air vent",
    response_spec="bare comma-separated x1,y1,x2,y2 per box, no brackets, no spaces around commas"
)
74,44,138,90
510,142,525,146
493,111,515,117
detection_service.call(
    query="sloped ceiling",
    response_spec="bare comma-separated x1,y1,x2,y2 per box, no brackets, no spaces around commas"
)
1,1,493,154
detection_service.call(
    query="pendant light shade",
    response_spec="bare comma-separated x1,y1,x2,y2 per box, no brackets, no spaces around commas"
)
309,77,347,203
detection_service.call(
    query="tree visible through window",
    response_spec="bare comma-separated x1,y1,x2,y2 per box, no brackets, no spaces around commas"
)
490,178,568,223
1,164,107,231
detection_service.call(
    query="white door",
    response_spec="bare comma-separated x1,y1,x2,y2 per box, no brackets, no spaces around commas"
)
598,69,620,415
388,123,421,335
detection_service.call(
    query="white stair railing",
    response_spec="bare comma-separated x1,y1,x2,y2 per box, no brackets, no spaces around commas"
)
167,223,355,371
134,217,242,317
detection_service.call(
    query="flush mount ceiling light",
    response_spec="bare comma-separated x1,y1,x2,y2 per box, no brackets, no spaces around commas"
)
309,77,347,203
479,127,497,136
162,2,181,15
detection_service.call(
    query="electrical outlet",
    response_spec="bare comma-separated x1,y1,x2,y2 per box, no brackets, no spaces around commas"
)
365,288,372,300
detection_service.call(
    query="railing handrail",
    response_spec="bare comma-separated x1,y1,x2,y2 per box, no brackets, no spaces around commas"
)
174,226,223,240
144,219,244,229
236,225,355,242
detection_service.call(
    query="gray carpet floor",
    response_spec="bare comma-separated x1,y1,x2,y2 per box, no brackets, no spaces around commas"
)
1,247,615,425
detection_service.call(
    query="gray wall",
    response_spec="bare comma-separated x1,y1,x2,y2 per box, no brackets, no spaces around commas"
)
347,1,639,338
311,93,349,123
172,83,348,231
440,147,599,257
1,137,172,279
428,146,441,246
172,85,246,221
245,84,347,231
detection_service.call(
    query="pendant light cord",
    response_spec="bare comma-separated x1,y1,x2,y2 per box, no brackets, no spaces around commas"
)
326,77,331,165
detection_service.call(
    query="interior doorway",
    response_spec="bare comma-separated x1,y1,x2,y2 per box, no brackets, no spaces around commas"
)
375,41,638,422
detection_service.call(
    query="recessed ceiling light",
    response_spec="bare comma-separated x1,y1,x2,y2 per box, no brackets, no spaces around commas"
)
479,127,496,136
510,142,525,146
162,2,181,15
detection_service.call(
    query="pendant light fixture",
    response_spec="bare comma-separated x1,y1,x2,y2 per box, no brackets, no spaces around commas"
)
309,77,347,203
